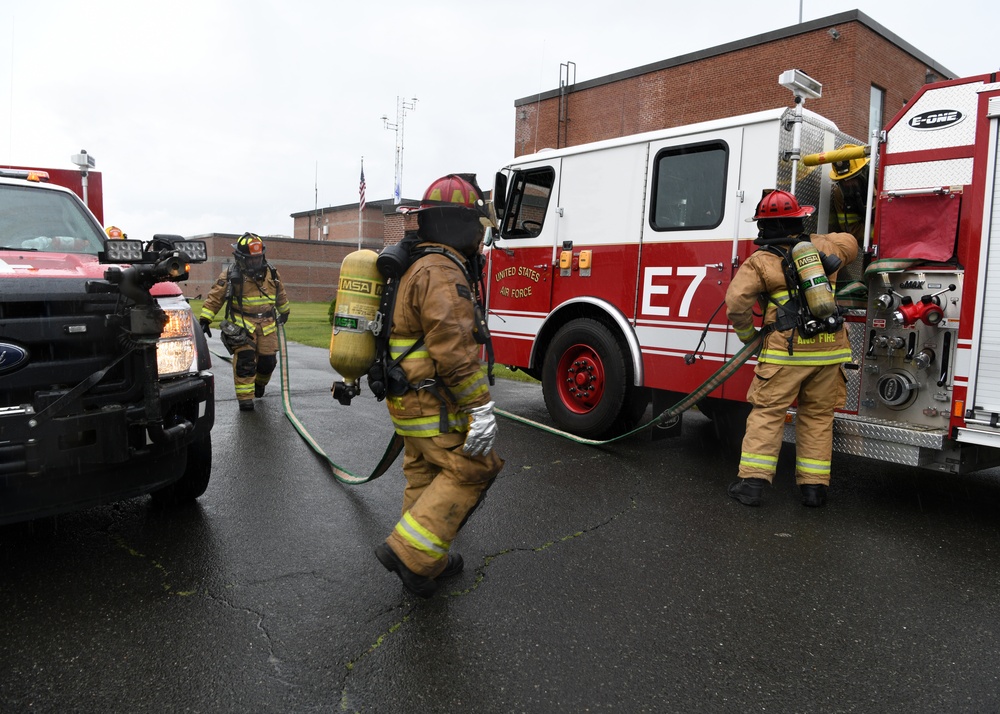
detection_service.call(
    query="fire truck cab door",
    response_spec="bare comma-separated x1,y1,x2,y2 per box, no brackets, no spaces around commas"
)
637,128,747,388
486,163,560,367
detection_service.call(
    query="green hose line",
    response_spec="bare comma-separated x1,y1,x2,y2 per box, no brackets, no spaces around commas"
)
223,325,762,483
212,325,403,485
276,325,403,484
495,331,764,445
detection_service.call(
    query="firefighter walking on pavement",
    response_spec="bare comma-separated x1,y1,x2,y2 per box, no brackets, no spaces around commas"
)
373,174,504,598
200,232,291,412
725,190,858,508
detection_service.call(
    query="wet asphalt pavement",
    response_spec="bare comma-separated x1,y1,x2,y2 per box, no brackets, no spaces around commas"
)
3,336,1000,713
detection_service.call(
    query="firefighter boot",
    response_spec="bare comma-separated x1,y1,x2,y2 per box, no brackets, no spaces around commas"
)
728,477,767,506
239,400,255,412
439,553,464,579
375,543,438,599
255,382,265,398
800,484,828,508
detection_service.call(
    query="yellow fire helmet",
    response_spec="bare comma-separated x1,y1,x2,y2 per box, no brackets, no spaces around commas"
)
105,225,124,240
830,144,870,181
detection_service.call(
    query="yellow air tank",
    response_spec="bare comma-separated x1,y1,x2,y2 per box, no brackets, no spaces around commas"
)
790,240,836,319
329,249,383,404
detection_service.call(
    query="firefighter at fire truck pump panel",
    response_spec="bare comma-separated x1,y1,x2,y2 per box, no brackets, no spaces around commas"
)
830,144,873,248
725,190,858,508
374,174,504,599
199,233,291,412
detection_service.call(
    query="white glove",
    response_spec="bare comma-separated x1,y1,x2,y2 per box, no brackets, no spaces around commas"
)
462,400,498,456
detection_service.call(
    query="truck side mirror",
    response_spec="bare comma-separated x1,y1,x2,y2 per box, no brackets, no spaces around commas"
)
493,171,508,215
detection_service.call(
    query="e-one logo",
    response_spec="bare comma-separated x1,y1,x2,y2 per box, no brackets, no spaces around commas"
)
908,109,964,131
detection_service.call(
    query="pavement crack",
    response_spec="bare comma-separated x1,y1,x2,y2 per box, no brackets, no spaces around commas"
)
110,535,197,597
200,585,298,690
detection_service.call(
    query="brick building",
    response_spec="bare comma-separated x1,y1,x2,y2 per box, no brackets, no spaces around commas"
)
183,203,414,304
514,9,953,156
187,9,954,305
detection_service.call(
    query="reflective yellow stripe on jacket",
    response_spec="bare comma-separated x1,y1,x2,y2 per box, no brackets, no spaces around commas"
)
387,336,472,437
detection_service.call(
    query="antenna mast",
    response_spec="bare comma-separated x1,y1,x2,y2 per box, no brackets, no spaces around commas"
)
381,96,418,204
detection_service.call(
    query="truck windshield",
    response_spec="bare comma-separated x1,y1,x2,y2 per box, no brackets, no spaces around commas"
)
0,183,107,254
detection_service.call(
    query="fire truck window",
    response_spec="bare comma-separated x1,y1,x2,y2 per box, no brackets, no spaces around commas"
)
501,168,555,239
650,143,727,231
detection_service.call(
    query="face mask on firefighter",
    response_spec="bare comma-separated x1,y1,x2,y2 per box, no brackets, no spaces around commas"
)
234,233,266,275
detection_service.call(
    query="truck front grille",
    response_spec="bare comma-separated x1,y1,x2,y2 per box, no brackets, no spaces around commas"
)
0,290,141,409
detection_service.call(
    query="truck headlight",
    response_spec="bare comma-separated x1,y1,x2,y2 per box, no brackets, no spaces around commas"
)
156,298,199,377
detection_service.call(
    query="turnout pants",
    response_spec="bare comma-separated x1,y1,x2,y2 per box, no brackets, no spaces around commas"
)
387,431,503,578
231,323,279,404
737,362,847,487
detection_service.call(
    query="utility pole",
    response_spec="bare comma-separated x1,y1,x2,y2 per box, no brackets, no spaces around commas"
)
381,96,418,204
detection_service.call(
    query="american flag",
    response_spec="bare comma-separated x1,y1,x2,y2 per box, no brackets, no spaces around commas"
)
359,165,366,212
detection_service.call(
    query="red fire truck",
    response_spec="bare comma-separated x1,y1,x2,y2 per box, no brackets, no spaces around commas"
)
486,71,1000,475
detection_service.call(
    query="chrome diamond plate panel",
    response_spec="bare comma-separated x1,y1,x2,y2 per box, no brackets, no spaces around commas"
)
884,159,974,192
886,82,982,154
845,311,866,411
784,412,950,468
776,109,862,234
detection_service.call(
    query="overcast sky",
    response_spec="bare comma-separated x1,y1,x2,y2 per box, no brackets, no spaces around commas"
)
1,0,997,241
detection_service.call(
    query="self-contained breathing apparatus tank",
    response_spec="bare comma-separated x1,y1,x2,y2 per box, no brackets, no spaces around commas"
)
329,249,383,405
790,240,836,319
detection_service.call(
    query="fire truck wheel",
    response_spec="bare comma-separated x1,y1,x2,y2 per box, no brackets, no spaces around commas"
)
150,432,213,507
542,318,632,439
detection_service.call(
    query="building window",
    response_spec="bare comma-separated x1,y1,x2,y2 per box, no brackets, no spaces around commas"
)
869,85,885,139
650,142,728,231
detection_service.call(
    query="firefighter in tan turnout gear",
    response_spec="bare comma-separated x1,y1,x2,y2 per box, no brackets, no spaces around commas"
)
830,144,873,248
200,233,290,412
726,190,858,508
374,174,504,598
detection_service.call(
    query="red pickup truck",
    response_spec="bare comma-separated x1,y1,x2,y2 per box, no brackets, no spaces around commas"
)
0,167,215,524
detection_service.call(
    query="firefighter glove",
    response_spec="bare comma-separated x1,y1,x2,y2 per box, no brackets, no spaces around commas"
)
199,318,212,337
277,311,290,325
739,329,759,345
462,400,498,456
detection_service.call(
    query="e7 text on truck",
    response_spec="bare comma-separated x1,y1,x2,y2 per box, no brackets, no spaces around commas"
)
0,166,215,525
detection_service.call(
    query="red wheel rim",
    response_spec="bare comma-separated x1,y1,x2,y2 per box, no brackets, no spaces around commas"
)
555,343,606,415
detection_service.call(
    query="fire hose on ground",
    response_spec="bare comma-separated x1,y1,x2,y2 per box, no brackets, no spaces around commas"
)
249,325,767,485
